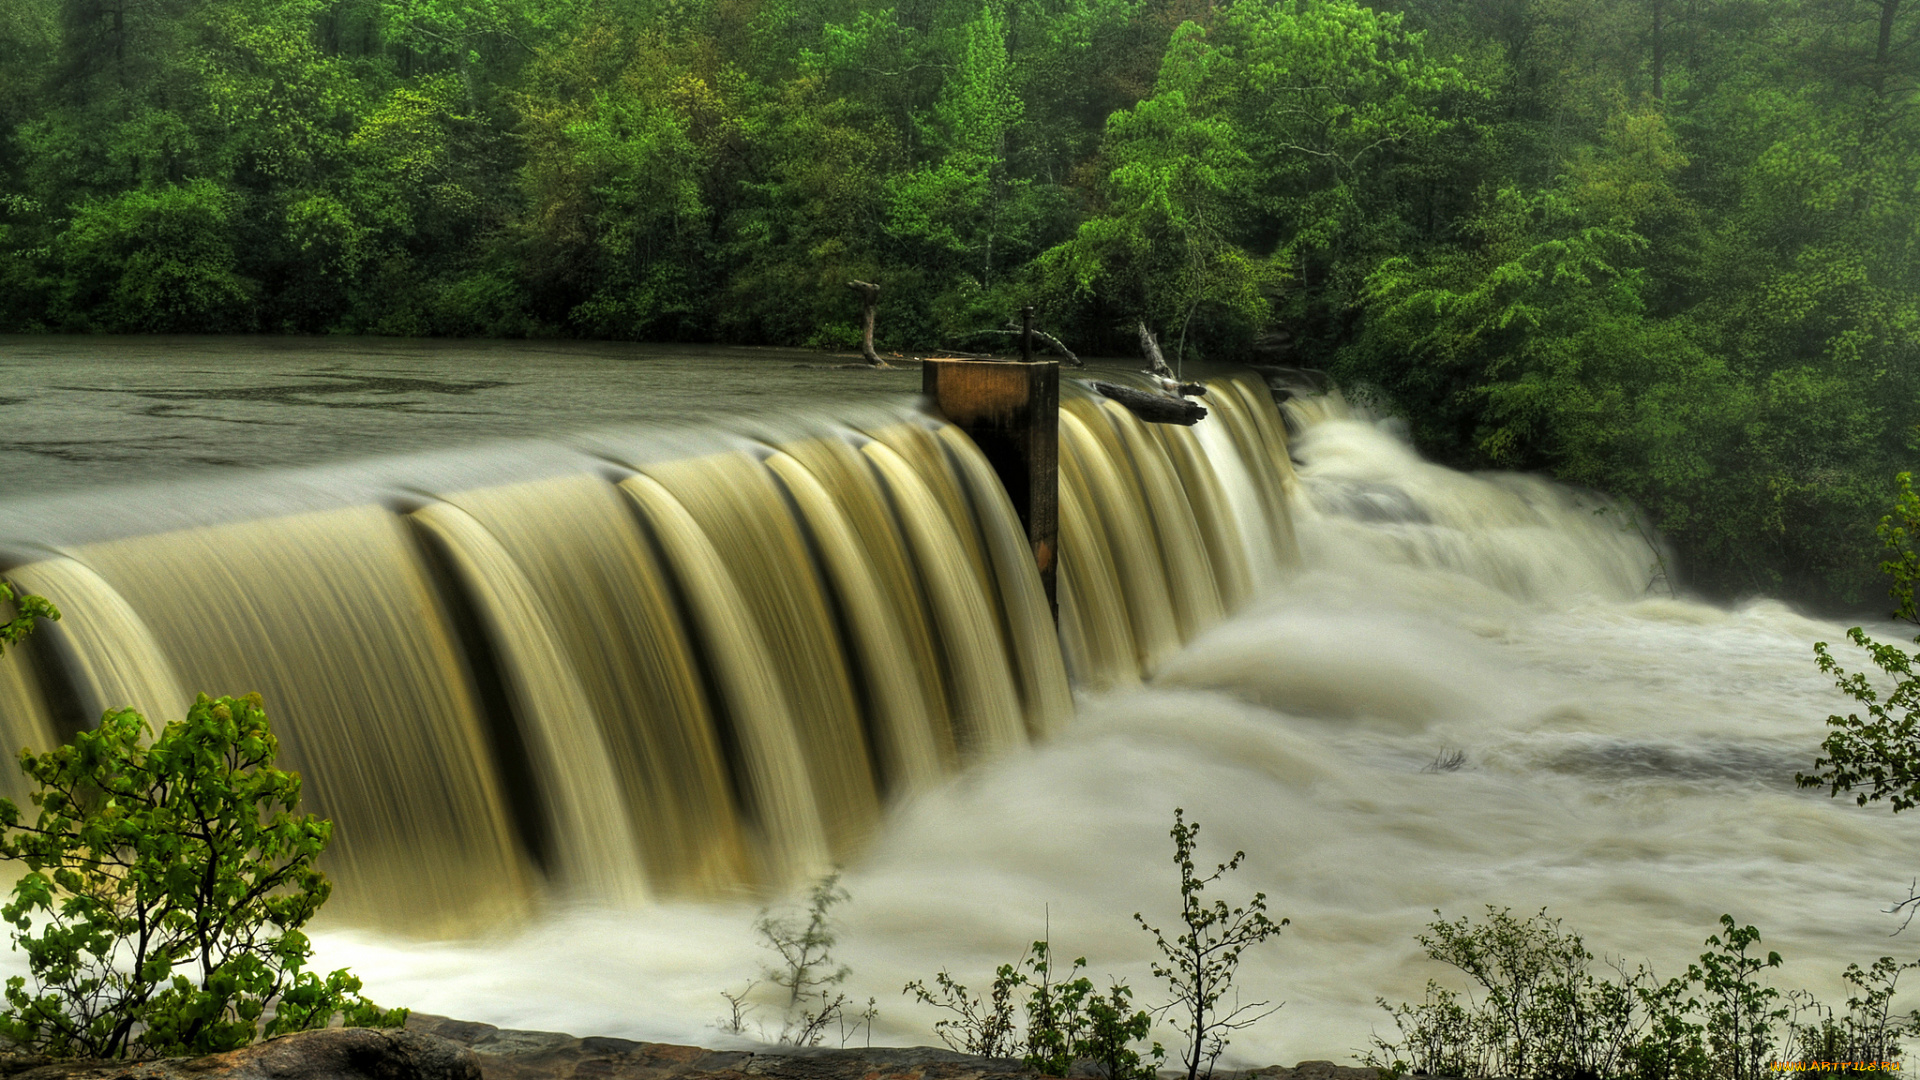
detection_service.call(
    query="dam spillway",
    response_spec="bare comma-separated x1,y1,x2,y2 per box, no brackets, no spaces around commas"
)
0,371,1296,931
1,344,1913,1067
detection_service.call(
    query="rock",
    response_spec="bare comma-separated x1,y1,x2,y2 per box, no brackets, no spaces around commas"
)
405,1015,754,1080
407,1013,1035,1080
0,1028,481,1080
403,1016,1387,1080
1232,1062,1383,1080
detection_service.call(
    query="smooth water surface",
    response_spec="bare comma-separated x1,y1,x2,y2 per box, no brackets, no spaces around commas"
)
0,336,929,501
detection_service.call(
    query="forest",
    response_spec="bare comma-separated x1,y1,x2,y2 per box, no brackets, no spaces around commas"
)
0,0,1915,608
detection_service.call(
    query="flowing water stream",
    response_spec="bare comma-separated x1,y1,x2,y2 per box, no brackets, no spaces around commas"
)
0,339,1912,1065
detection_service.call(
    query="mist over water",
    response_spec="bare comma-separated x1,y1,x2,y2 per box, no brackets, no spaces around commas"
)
300,399,1916,1065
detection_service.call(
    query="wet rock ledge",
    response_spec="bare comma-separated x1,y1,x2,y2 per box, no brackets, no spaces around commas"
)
0,1014,1384,1080
404,1014,1382,1080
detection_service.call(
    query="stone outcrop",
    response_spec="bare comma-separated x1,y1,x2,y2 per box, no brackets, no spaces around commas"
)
0,1015,1386,1080
0,1027,481,1080
403,1015,1384,1080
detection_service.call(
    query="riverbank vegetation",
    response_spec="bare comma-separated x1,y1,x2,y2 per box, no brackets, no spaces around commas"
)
1367,908,1919,1080
1,0,1916,604
0,602,401,1059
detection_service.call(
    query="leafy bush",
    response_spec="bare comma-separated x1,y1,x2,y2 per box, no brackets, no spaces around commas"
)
1785,958,1920,1071
0,581,57,655
1690,917,1787,1080
904,936,1162,1079
1079,981,1164,1080
1364,907,1642,1080
49,182,256,333
723,874,876,1047
1800,472,1920,812
0,693,403,1059
1137,807,1287,1080
902,955,1026,1057
1365,909,1915,1080
905,808,1275,1080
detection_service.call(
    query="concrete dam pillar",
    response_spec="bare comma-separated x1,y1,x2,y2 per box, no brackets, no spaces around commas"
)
921,357,1060,619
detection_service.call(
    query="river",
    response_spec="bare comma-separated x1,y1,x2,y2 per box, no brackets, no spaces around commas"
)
0,336,1913,1066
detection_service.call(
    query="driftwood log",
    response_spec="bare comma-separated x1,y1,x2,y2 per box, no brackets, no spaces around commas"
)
966,326,1085,366
1011,322,1083,366
1136,321,1174,378
846,280,888,367
1093,381,1208,425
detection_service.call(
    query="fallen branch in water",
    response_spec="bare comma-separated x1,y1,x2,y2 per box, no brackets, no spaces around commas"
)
1136,322,1174,378
1093,381,1208,425
961,326,1085,367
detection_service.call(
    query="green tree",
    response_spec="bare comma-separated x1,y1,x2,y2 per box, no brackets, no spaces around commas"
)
0,693,403,1059
48,179,254,331
1135,808,1287,1080
1688,917,1787,1080
515,21,724,337
1036,22,1268,360
886,1,1025,290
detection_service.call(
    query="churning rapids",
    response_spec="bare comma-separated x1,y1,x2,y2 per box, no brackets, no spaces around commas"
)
0,346,1913,1066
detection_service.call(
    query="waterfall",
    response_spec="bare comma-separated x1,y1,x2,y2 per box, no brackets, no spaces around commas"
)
0,374,1299,931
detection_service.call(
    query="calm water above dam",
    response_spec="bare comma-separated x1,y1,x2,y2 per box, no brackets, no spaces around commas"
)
0,335,929,501
0,336,1914,1067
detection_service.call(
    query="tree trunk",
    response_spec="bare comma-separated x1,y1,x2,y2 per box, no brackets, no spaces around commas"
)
1877,0,1900,95
847,281,888,367
1093,382,1208,425
1137,321,1173,377
1651,0,1666,100
1029,326,1083,367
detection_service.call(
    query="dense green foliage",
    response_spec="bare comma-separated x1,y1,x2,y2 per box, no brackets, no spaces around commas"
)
1367,908,1919,1080
0,692,403,1059
1,0,1917,600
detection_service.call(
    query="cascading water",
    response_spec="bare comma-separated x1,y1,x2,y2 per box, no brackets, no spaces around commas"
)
0,375,1277,928
0,372,1910,1065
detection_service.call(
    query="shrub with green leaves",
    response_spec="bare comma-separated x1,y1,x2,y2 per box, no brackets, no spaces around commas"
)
1079,981,1164,1080
1364,907,1643,1080
1689,916,1787,1080
1786,957,1920,1071
723,873,876,1048
904,936,1162,1079
902,956,1026,1058
1366,909,1914,1080
1137,807,1287,1080
1800,471,1920,813
0,692,403,1059
0,581,57,655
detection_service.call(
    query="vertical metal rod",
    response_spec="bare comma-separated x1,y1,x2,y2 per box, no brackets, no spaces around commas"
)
1021,305,1034,364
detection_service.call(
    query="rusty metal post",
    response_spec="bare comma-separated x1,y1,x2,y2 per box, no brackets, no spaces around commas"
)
922,356,1059,620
